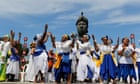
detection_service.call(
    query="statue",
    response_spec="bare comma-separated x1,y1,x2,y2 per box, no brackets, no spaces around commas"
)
76,12,88,38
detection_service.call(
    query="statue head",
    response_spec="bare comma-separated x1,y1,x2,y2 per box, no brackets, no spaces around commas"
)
76,12,88,37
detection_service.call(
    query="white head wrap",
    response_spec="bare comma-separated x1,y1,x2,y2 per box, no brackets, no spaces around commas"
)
36,33,42,41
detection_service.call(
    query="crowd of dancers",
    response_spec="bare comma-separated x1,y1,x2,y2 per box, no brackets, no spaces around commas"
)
0,24,140,84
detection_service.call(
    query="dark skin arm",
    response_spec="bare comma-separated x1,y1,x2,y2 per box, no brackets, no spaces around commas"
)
50,33,56,48
18,32,21,44
91,34,99,52
131,43,136,60
112,37,119,53
38,24,48,44
10,30,15,47
118,44,126,56
70,38,75,48
70,33,77,48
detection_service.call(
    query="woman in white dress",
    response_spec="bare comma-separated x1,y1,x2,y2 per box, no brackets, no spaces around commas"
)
76,35,95,82
32,24,49,83
117,37,136,83
6,30,20,81
50,33,74,84
25,42,36,82
0,35,10,81
93,35,119,84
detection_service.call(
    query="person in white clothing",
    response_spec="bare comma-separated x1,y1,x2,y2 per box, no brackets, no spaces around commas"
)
132,43,140,83
117,37,136,83
6,30,20,81
25,42,36,82
76,35,95,82
0,35,11,81
92,35,119,84
32,24,49,83
50,33,74,84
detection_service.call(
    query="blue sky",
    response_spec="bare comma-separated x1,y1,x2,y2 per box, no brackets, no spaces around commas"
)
0,0,140,49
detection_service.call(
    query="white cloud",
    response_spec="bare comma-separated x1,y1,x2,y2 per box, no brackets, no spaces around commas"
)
0,0,140,25
94,14,140,25
0,0,74,16
0,0,139,15
108,10,124,18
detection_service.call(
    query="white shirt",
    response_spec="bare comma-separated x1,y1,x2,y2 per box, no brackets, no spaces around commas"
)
77,40,91,52
0,41,4,63
0,41,4,51
98,44,113,54
55,41,63,53
55,40,72,53
0,41,10,63
1,41,10,57
118,44,134,64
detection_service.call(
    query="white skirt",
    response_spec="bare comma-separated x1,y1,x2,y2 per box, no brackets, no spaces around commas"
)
6,61,19,79
33,51,48,76
25,55,35,81
70,53,77,73
77,54,95,81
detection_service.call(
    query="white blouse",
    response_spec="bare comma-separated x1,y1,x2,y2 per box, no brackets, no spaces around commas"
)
117,44,134,64
77,40,91,52
55,40,72,53
1,41,11,57
98,44,113,54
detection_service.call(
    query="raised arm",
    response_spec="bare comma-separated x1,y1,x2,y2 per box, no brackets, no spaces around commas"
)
50,33,56,48
91,34,99,51
18,32,21,43
10,30,15,47
112,37,119,53
131,43,136,58
70,33,77,48
39,24,48,44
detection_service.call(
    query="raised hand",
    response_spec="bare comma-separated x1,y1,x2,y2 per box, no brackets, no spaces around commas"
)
91,34,95,41
71,33,77,39
10,30,13,36
52,35,55,40
18,32,22,43
50,33,55,41
117,37,119,45
10,30,15,39
45,24,48,32
18,32,21,39
50,34,56,48
47,32,51,36
19,32,21,38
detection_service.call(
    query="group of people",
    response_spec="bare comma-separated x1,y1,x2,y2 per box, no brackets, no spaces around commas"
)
0,24,140,84
0,13,140,84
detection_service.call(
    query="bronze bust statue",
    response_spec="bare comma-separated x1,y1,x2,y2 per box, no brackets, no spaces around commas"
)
76,12,88,38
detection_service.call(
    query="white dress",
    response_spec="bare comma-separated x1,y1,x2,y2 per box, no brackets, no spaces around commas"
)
70,48,77,73
6,60,19,79
25,53,35,81
33,50,48,76
6,51,20,80
76,40,95,81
